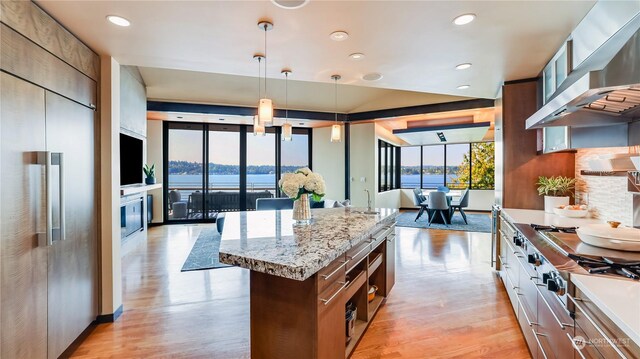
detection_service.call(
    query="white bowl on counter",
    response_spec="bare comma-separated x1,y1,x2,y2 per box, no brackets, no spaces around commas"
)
577,224,640,251
553,207,589,218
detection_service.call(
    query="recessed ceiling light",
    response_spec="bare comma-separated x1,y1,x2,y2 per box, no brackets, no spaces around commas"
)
349,53,365,60
453,13,476,26
329,31,349,41
362,73,383,81
299,122,305,126
457,85,470,90
455,63,472,70
177,116,183,119
271,0,309,9
219,118,225,121
106,15,130,27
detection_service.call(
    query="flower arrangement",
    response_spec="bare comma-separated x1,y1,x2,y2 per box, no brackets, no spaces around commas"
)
279,167,326,201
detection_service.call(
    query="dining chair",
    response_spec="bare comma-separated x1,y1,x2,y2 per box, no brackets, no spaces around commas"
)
427,191,450,226
451,188,470,224
412,188,429,221
436,185,450,193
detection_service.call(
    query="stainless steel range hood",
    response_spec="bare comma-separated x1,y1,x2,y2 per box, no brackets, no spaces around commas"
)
526,14,640,129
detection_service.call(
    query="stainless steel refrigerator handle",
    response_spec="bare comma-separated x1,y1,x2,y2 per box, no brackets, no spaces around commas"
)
37,151,53,246
58,152,65,241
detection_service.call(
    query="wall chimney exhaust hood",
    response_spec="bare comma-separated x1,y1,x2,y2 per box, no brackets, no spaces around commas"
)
526,14,640,130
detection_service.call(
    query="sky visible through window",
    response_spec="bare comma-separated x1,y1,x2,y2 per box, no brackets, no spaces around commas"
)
169,129,309,166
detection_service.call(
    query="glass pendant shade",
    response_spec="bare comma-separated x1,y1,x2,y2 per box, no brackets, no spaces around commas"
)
282,122,292,141
330,124,342,142
258,98,273,125
253,115,265,136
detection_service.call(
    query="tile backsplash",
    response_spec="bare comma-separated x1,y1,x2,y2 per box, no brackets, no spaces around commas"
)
575,147,634,226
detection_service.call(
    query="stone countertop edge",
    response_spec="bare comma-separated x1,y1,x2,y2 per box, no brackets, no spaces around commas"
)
219,212,397,281
570,274,640,347
501,208,604,228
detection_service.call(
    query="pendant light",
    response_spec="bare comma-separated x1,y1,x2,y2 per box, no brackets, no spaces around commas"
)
281,69,292,141
257,21,274,126
253,54,266,136
330,74,342,142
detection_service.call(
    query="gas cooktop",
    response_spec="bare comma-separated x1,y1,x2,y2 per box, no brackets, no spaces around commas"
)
531,224,640,280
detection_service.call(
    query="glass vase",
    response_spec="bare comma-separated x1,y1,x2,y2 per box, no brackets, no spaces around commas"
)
292,193,312,224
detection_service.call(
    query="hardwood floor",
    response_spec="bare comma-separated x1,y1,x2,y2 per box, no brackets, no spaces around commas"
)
68,224,530,358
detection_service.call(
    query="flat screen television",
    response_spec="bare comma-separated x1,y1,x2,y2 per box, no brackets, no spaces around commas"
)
120,133,143,186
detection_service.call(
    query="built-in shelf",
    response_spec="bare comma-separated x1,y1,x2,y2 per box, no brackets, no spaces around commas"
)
580,170,629,177
120,183,163,196
344,270,366,300
367,295,384,321
368,253,383,276
345,320,367,357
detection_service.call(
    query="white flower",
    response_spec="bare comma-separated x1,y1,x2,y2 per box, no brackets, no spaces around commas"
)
304,173,325,196
278,173,295,188
282,181,300,198
296,167,311,176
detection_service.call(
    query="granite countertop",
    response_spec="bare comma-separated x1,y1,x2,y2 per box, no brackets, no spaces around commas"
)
571,274,640,347
501,208,604,227
218,207,398,281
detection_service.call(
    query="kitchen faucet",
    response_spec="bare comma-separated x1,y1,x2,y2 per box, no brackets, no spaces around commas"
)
364,189,372,211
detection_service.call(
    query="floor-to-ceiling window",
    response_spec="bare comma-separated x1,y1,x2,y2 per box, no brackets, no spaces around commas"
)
164,122,311,222
400,146,420,188
246,127,276,209
399,142,495,190
166,123,205,221
208,125,241,217
422,145,445,189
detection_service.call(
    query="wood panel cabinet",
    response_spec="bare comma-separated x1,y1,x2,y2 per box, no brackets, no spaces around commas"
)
249,224,396,359
1,3,99,356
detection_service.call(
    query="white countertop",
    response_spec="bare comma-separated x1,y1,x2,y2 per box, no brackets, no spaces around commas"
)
502,208,604,227
571,274,640,347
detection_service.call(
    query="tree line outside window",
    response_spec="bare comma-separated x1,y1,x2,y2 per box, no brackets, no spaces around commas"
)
377,141,495,192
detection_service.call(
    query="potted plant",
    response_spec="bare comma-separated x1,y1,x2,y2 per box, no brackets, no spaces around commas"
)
143,164,156,185
536,176,575,213
279,167,325,224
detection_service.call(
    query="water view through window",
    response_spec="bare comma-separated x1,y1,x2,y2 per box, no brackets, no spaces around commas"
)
165,123,311,221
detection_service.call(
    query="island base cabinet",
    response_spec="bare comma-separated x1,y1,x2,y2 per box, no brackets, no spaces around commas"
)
249,269,346,359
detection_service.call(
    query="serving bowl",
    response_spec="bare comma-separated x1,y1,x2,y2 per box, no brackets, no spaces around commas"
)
553,207,588,218
577,224,640,251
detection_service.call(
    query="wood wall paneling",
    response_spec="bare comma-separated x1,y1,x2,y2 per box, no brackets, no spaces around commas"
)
120,65,147,137
0,23,97,108
0,0,99,81
0,71,48,359
501,80,575,209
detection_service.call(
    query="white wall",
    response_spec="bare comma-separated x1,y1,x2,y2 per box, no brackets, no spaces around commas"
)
99,56,122,316
350,123,376,207
312,127,345,201
147,120,164,223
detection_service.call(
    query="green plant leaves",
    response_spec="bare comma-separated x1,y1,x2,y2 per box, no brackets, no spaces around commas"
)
536,176,575,197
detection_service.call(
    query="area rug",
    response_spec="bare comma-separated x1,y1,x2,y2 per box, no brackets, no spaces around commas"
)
395,211,492,233
181,228,232,272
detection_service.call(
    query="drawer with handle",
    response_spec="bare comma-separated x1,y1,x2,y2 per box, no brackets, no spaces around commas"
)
346,240,371,272
317,254,347,293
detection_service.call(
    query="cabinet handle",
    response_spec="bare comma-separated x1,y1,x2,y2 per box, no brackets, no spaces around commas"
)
534,284,573,330
515,293,537,327
319,282,347,306
532,330,549,359
566,333,587,359
347,243,370,260
568,296,628,359
321,260,348,281
37,152,65,245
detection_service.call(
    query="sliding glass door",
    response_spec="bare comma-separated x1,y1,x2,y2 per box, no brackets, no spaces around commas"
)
164,122,311,223
166,123,205,221
207,125,241,217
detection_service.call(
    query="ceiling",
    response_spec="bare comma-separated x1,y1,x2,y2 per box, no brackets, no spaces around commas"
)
36,0,596,100
139,66,470,113
147,111,335,128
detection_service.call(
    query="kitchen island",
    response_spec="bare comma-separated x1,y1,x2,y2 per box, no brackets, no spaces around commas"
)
219,207,398,359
